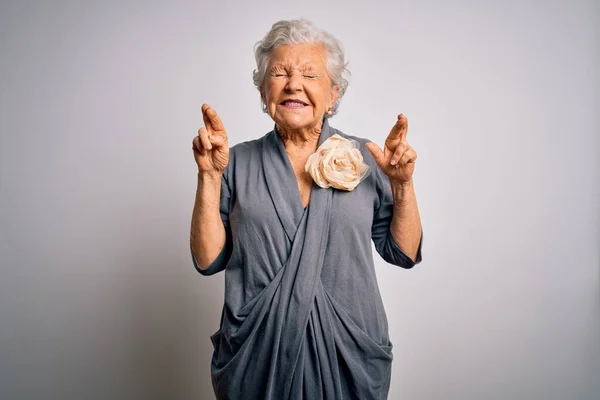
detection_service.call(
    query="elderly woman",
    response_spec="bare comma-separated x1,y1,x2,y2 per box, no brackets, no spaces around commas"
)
190,19,423,400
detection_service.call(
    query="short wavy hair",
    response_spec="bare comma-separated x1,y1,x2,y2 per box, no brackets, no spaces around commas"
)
253,19,350,117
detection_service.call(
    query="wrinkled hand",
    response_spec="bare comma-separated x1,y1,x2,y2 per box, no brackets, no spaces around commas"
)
193,104,229,174
365,114,416,184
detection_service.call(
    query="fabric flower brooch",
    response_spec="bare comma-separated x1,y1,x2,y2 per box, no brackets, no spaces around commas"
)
305,134,371,191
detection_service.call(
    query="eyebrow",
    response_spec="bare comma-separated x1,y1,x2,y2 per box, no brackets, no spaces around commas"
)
269,63,321,72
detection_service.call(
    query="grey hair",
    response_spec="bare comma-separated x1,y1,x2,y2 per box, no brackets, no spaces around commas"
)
253,19,350,117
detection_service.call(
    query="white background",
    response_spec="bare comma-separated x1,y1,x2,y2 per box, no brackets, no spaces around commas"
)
1,1,598,399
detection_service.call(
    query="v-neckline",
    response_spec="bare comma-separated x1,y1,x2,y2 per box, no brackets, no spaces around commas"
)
273,120,332,213
262,119,333,242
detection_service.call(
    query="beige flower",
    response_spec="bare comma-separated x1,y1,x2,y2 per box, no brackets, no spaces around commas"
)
305,134,370,191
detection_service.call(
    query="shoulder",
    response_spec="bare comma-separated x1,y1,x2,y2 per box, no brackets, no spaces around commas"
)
329,125,369,145
229,135,264,156
328,124,388,192
227,130,272,163
222,130,272,183
329,125,378,168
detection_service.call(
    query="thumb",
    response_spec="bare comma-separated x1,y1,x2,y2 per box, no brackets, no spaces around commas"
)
365,142,385,167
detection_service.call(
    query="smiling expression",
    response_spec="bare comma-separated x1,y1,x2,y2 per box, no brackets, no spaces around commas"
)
262,43,339,133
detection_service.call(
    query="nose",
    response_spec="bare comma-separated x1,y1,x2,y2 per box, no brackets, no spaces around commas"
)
285,72,302,92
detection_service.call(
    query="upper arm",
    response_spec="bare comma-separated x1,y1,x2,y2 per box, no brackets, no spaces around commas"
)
371,165,423,268
192,167,234,276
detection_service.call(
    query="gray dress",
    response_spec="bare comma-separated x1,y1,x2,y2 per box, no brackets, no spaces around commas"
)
191,119,423,400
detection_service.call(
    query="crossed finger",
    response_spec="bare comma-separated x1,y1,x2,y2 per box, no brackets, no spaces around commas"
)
197,127,212,151
202,104,225,134
199,104,228,150
388,114,408,142
390,142,410,166
401,148,417,165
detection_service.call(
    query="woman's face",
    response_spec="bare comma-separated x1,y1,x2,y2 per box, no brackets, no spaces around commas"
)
262,43,339,133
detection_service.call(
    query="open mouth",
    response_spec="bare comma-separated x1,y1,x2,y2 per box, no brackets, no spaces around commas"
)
280,99,308,108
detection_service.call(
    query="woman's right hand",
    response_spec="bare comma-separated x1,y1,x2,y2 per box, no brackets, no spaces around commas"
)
193,104,229,174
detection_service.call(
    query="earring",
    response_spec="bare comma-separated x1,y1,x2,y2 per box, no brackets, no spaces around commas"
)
327,109,333,115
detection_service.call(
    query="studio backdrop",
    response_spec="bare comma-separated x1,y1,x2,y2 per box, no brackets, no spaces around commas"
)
1,1,598,399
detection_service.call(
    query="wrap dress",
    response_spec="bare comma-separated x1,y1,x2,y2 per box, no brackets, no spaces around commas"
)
191,119,423,400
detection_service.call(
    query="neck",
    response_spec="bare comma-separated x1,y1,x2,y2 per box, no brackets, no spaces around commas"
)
277,120,325,150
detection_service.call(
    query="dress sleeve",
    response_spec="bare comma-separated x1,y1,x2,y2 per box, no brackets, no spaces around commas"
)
371,165,423,269
191,168,234,276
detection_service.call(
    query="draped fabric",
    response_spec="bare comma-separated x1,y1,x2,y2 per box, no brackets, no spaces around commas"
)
192,120,423,399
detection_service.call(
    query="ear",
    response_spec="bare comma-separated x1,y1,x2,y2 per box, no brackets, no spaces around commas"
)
328,85,340,111
259,87,268,112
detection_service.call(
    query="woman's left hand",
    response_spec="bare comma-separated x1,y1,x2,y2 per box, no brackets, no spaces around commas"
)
365,114,417,185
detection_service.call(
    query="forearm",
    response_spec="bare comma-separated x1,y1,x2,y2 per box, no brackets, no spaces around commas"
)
190,172,227,269
389,179,422,262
